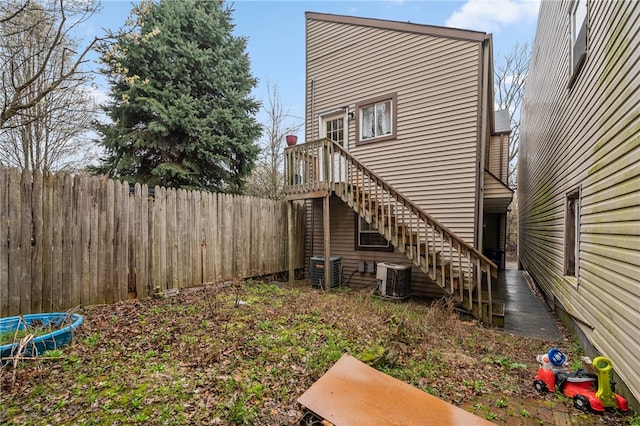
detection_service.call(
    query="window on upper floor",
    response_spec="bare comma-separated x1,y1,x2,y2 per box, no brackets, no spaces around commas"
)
571,0,588,79
355,93,397,145
564,188,581,277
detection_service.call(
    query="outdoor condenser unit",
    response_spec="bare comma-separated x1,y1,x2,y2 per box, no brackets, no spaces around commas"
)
376,262,411,300
310,256,342,289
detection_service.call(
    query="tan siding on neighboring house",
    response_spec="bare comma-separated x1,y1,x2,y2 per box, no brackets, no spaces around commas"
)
519,0,640,404
488,134,508,181
306,16,482,245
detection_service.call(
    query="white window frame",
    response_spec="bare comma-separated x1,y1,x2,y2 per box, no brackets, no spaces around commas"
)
355,93,397,145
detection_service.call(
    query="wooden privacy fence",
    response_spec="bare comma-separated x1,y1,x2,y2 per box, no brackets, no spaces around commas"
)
0,166,306,316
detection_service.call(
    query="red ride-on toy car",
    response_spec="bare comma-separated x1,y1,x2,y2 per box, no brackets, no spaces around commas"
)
533,348,629,413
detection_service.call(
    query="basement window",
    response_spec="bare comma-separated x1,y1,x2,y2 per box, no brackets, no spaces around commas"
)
355,93,397,145
355,215,392,251
564,188,581,276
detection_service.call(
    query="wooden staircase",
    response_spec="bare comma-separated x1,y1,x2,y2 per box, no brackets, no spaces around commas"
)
284,139,503,326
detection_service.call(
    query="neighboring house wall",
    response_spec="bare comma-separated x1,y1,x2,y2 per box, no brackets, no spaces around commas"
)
306,13,489,246
519,0,639,405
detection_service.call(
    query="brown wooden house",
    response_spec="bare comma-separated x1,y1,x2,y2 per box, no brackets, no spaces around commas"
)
285,13,512,325
519,0,639,407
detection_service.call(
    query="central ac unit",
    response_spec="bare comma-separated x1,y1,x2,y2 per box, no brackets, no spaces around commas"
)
310,256,342,289
376,262,411,300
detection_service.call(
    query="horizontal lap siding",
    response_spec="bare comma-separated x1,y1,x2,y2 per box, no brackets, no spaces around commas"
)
307,19,481,246
488,134,508,181
519,0,640,402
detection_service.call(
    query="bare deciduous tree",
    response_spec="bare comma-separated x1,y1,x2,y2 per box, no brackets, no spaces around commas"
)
0,0,102,171
495,42,529,189
245,81,302,199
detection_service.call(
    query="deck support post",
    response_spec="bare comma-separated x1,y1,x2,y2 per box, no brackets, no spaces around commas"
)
323,193,331,290
287,201,295,287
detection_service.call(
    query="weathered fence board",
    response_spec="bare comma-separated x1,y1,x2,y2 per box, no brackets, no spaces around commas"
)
0,168,8,317
1,166,305,315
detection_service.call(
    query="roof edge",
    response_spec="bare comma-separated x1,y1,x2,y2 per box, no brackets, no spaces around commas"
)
305,11,488,42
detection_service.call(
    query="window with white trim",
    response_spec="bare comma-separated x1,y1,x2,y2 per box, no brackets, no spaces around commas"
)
356,94,397,144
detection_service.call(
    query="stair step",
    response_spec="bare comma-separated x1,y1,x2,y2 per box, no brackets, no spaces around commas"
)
338,185,498,327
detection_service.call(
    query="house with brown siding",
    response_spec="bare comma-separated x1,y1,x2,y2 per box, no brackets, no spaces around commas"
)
519,0,639,407
284,12,512,325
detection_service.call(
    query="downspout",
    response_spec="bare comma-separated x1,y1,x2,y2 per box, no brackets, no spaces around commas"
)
476,35,491,252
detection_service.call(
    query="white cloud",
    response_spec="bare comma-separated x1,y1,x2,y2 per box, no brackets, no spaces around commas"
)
90,85,110,107
445,0,540,33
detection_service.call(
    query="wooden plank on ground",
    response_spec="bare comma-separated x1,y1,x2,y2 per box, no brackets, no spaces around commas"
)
298,354,496,426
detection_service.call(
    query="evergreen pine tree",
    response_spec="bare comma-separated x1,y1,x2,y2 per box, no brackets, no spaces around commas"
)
92,0,261,192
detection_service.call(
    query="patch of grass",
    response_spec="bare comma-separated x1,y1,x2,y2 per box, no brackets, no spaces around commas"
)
43,349,64,358
495,398,508,408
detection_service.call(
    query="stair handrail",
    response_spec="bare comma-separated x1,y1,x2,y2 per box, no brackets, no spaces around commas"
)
285,138,497,275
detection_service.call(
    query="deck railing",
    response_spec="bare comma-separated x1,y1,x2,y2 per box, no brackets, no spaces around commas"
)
284,139,499,325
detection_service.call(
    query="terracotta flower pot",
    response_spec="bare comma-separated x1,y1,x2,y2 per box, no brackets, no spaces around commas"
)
286,135,298,146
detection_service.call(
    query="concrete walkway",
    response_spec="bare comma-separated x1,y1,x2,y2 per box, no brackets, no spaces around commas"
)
496,268,564,341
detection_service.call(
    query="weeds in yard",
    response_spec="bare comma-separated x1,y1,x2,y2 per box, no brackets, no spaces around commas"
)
495,398,508,408
1,280,634,425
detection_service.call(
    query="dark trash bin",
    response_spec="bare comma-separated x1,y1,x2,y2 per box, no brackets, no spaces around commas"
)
485,248,504,270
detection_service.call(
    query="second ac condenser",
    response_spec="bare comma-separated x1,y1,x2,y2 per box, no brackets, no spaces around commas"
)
376,262,411,300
